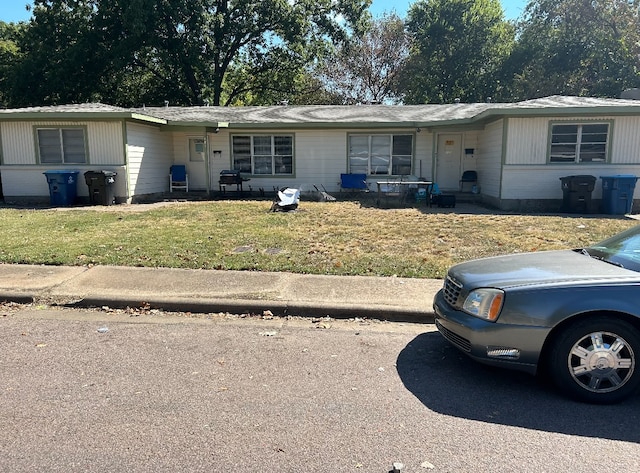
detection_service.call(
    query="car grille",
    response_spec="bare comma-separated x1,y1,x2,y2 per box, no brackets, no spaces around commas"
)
443,275,463,308
435,319,472,352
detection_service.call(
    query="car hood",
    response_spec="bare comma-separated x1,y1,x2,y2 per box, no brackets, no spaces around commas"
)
449,250,640,290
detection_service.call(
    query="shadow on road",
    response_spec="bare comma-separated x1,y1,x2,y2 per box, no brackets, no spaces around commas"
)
397,332,640,443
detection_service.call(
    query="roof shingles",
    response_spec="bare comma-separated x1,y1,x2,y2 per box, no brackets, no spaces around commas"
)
2,96,640,127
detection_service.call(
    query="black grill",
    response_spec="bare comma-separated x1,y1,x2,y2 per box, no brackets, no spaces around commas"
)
435,319,472,352
219,170,243,185
443,275,462,307
219,170,249,193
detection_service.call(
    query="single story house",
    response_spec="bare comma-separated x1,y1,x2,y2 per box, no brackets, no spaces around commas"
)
1,95,640,211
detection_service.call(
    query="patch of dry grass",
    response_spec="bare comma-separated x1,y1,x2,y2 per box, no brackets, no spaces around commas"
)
0,200,636,278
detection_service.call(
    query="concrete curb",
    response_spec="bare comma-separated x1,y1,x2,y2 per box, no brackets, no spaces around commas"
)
0,292,36,304
0,292,435,323
0,264,440,324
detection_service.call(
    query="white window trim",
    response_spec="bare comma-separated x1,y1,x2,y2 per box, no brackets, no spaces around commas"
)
348,134,414,176
231,134,294,176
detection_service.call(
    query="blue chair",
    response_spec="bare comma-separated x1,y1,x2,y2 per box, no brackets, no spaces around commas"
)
170,165,189,192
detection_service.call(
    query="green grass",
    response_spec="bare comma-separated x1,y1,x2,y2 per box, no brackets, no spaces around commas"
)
0,200,636,279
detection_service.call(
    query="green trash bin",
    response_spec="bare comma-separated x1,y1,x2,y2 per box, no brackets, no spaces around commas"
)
43,170,79,206
600,175,638,215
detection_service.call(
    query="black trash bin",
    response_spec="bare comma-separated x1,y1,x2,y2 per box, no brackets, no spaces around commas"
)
600,175,638,215
560,175,596,213
84,170,117,205
43,170,79,206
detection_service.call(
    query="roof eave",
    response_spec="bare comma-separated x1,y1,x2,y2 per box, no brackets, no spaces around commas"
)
476,105,640,121
0,110,167,125
162,120,426,130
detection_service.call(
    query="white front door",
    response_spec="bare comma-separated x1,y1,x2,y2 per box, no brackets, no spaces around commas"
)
188,137,207,190
436,134,462,191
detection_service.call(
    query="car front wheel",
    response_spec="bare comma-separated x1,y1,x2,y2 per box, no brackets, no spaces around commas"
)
548,317,640,404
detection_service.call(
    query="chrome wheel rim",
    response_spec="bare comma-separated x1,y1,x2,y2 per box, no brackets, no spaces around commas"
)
568,331,635,393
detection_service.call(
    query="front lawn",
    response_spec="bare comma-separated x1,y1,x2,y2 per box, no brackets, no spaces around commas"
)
0,201,635,279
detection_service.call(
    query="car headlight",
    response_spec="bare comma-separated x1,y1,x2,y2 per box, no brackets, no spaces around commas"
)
462,288,504,322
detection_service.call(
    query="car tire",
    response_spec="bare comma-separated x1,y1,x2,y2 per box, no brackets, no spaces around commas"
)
548,317,640,404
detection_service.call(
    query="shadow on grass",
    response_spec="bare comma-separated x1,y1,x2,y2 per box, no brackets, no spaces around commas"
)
397,332,640,443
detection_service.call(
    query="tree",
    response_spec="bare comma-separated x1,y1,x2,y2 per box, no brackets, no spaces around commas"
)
317,13,410,104
7,1,117,106
0,21,24,107
401,0,515,104
505,0,640,99
8,0,371,107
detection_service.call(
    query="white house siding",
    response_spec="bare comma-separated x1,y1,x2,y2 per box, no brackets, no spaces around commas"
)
415,130,433,181
207,128,434,195
169,131,208,190
503,117,549,165
501,116,640,205
610,116,640,164
0,120,125,200
461,130,479,175
1,121,124,165
208,129,232,191
475,119,504,200
126,122,173,200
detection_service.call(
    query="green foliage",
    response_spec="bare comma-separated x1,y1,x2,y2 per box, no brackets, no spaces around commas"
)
505,0,640,99
0,21,26,107
402,0,515,104
5,0,371,107
2,0,640,107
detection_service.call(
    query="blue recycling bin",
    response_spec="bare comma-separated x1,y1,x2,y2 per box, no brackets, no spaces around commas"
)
43,170,79,206
600,175,638,215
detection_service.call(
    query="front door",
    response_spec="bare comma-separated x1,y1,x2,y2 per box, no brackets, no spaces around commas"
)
188,137,207,190
436,134,462,191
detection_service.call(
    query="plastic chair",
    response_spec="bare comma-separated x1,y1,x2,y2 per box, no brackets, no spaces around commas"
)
170,165,189,192
459,170,477,192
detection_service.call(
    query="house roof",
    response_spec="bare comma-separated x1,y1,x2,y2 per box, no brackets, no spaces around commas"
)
2,96,640,129
132,102,494,128
0,103,166,124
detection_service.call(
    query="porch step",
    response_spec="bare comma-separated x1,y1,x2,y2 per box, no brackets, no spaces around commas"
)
447,191,480,204
161,191,209,201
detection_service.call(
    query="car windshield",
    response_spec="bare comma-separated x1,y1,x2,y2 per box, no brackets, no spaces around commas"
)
584,225,640,272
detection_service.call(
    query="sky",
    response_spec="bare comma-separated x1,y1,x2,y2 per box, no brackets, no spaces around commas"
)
1,0,528,24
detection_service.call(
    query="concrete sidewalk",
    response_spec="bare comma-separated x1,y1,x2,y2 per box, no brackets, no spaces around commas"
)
0,264,441,323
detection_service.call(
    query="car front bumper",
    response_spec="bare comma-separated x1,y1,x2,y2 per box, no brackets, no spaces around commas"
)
433,289,550,375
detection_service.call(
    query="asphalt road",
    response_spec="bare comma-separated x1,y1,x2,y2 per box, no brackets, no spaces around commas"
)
1,305,639,472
